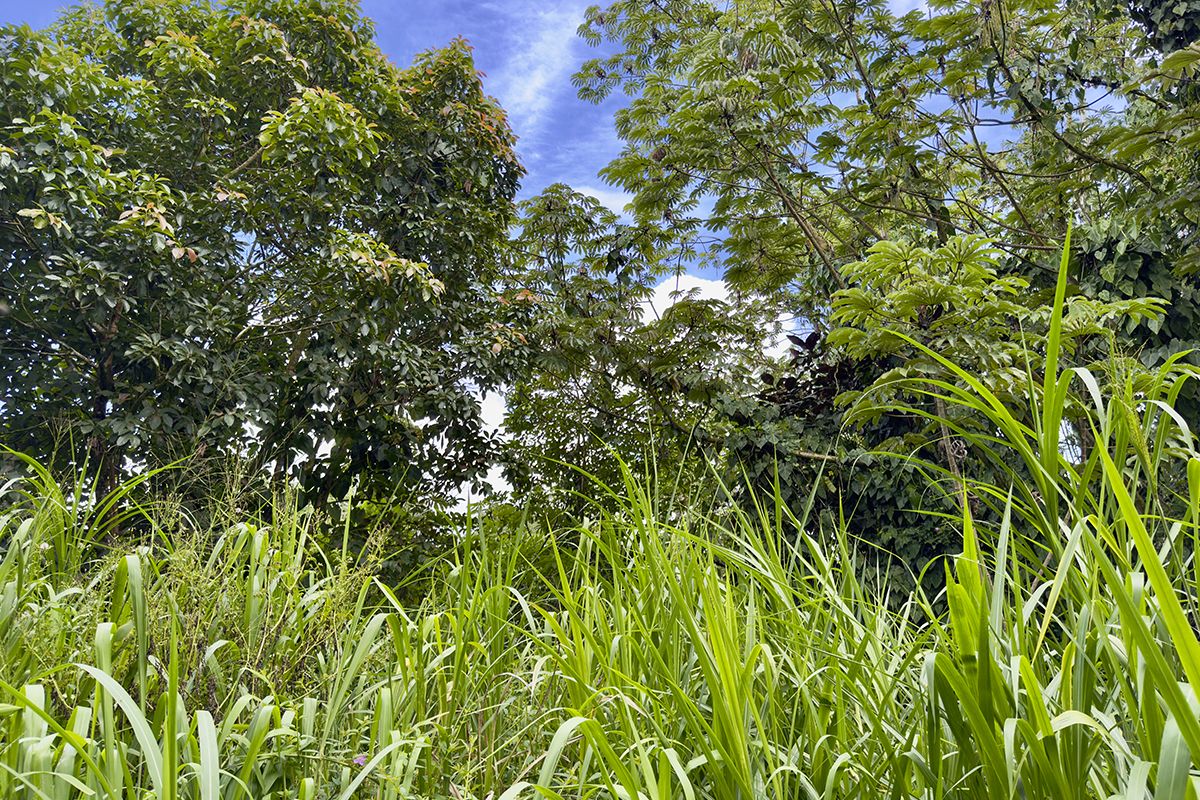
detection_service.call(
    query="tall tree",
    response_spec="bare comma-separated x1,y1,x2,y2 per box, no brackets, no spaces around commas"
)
504,184,780,508
564,0,1200,573
0,0,527,506
574,0,1200,366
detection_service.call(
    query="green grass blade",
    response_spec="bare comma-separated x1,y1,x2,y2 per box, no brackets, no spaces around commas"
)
196,710,219,800
74,664,163,797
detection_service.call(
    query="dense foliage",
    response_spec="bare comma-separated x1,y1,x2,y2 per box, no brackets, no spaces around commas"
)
4,0,1200,795
0,0,525,509
502,184,781,509
494,0,1200,574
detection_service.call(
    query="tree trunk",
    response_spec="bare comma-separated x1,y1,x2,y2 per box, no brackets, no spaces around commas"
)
92,350,121,537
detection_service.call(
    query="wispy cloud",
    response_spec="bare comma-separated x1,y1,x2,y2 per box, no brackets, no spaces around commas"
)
483,1,590,144
367,0,623,197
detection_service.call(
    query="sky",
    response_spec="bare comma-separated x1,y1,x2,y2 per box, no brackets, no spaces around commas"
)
365,0,632,210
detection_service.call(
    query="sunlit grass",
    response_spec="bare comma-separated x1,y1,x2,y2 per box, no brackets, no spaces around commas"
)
3,238,1199,798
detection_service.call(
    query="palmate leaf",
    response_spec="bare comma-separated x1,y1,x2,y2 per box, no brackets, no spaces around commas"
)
830,236,1019,351
829,287,888,328
892,281,958,312
1154,41,1200,77
930,235,1001,276
841,240,923,286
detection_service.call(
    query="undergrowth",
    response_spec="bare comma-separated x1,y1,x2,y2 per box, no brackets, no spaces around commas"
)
1,245,1199,798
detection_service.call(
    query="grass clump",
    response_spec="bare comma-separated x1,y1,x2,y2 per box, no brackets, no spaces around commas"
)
3,422,1199,798
2,248,1199,797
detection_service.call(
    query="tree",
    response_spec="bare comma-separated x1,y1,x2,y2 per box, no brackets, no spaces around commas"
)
574,0,1200,371
504,184,780,509
0,0,527,508
828,235,1163,470
562,0,1200,573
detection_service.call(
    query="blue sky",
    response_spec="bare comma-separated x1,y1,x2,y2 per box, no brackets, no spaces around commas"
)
364,0,631,210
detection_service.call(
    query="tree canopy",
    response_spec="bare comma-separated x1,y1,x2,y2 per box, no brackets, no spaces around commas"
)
573,0,1200,357
4,0,1200,578
1,0,526,507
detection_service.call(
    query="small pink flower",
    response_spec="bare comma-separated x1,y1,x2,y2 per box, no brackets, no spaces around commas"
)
353,755,368,767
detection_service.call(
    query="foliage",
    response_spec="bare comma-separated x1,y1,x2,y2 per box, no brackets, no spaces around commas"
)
721,342,963,596
1074,221,1200,419
1128,0,1200,54
717,235,1173,602
829,233,1164,449
6,6,1200,794
572,0,1200,405
566,0,1200,573
504,184,780,509
0,0,526,508
4,307,1200,797
574,0,1200,292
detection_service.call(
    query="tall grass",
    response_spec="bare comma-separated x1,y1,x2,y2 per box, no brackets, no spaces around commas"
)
2,241,1199,797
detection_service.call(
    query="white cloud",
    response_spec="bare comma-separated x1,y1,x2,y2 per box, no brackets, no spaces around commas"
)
645,274,794,360
478,388,507,438
574,185,634,217
484,1,590,143
643,273,727,321
452,387,511,509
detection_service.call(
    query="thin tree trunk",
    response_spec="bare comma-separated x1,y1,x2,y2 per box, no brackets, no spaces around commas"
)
92,350,121,538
